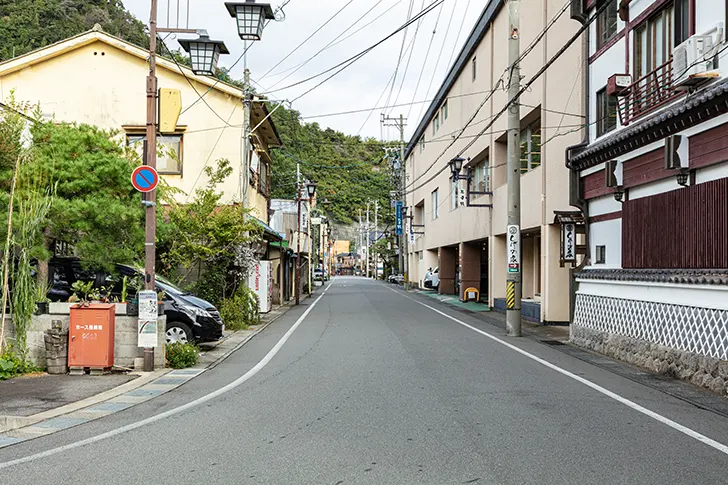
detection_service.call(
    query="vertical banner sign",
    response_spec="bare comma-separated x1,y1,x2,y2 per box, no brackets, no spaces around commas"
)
563,223,576,262
395,201,403,236
138,290,158,348
507,225,521,274
458,181,466,207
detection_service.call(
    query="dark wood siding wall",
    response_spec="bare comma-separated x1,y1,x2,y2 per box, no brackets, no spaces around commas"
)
623,178,728,268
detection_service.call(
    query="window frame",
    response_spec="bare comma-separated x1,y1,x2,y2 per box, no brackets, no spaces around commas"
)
519,121,542,174
472,56,477,81
595,245,607,264
596,0,619,50
596,87,617,137
441,100,449,121
126,133,184,175
632,2,676,80
431,188,439,220
433,112,440,135
419,136,425,153
469,158,490,194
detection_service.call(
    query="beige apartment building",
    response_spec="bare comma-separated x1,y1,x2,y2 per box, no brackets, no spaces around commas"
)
404,0,584,323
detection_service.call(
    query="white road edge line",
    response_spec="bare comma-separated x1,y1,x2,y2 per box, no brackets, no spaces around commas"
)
391,288,728,456
0,284,334,471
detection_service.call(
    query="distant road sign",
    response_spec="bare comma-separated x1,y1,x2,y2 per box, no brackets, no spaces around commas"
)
131,166,159,193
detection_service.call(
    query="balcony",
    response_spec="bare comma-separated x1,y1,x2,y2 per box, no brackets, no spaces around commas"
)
617,59,683,126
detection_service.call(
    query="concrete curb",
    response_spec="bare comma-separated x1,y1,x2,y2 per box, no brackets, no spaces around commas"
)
0,301,299,449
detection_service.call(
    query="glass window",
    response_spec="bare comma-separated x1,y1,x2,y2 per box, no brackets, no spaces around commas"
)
469,158,490,193
431,188,439,220
433,113,440,135
472,57,477,81
596,88,617,136
519,122,541,174
127,134,183,174
596,0,619,49
419,137,425,153
441,100,449,121
596,245,606,264
633,3,676,79
674,0,690,45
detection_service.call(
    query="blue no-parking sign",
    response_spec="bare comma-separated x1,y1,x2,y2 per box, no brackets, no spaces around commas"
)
131,166,159,193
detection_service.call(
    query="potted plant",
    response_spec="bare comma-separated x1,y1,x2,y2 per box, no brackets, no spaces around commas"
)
35,280,51,315
125,275,143,316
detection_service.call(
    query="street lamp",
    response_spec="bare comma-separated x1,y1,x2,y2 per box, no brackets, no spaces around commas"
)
225,1,276,40
449,156,465,178
178,33,230,76
306,181,317,199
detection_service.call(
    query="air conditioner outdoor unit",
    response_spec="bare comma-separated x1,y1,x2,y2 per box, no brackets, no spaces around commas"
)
672,34,715,86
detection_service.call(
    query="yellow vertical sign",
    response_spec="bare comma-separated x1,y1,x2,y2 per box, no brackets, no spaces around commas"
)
158,88,182,134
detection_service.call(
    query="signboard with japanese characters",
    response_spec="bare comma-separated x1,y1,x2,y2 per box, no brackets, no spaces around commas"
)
562,223,576,262
458,183,466,207
507,225,521,274
138,290,158,348
395,201,403,236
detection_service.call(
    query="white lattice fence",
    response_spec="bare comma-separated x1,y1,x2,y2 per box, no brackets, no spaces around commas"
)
574,294,728,360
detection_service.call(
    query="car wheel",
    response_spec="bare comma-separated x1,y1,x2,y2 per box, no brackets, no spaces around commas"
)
166,322,193,344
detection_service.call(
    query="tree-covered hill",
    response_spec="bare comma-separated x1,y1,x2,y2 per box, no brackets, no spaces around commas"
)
0,0,393,225
0,0,148,61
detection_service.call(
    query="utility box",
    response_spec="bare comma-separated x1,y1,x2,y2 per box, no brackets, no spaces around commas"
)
68,304,115,374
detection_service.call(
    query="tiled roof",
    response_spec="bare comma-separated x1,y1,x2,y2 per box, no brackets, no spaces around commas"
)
576,268,728,285
568,77,728,169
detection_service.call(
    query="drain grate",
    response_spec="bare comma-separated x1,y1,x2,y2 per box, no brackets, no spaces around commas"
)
541,339,566,346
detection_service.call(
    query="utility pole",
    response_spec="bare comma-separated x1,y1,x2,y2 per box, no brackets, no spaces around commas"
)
358,209,363,273
241,65,251,208
382,114,408,289
506,0,522,337
142,0,159,372
366,202,370,278
374,200,379,279
295,163,301,305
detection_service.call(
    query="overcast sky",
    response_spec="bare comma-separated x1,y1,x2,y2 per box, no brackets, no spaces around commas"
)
123,0,479,142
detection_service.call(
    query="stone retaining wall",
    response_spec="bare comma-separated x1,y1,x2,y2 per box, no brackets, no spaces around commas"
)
571,325,728,396
4,306,166,370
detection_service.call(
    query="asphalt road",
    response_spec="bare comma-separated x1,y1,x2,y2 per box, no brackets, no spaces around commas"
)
1,277,728,484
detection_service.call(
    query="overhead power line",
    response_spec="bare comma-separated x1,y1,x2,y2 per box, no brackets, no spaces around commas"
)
405,0,612,195
259,0,356,81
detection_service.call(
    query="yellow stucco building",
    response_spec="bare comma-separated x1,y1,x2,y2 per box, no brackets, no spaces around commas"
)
0,26,281,223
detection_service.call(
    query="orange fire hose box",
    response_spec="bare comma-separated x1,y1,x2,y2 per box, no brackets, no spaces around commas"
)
68,304,115,371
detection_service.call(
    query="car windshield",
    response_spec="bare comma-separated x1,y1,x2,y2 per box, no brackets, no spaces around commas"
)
155,275,188,296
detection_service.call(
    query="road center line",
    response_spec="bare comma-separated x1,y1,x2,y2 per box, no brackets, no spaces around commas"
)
390,288,728,457
0,284,334,471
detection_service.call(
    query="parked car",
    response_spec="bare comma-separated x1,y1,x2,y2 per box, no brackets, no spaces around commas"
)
424,267,439,290
47,258,224,344
313,268,324,281
387,274,404,284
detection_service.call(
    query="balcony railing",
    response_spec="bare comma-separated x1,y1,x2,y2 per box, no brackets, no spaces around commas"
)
617,59,683,126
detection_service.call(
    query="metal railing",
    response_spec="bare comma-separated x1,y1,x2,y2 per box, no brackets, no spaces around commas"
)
617,59,683,126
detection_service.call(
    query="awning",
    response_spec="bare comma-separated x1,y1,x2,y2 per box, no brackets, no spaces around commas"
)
253,217,283,242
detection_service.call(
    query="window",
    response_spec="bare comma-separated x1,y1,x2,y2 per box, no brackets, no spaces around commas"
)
595,245,606,264
469,158,490,193
433,112,440,135
419,136,425,153
450,180,459,210
417,251,424,261
431,188,439,220
596,0,619,49
441,100,449,121
674,0,690,45
596,88,617,136
127,134,182,174
519,121,541,174
259,160,269,196
472,56,477,81
633,3,675,80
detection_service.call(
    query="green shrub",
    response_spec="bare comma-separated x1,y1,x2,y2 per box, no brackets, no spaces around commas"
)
165,342,199,369
0,351,36,380
218,287,260,331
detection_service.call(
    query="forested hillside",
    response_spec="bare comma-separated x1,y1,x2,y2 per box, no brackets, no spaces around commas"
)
0,0,148,61
0,0,392,224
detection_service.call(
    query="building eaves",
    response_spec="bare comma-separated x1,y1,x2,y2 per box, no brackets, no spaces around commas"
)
576,268,728,286
568,77,728,170
404,0,504,161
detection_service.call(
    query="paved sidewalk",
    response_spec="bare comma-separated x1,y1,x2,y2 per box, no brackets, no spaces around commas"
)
0,298,297,448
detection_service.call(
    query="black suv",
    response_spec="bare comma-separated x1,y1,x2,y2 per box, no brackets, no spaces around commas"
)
47,258,224,344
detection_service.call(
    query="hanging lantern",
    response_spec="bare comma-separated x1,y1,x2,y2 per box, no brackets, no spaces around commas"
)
225,1,276,41
178,34,229,76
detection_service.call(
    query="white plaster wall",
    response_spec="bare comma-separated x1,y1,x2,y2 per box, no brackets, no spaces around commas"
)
696,160,728,183
589,219,622,268
588,194,622,217
629,177,681,200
